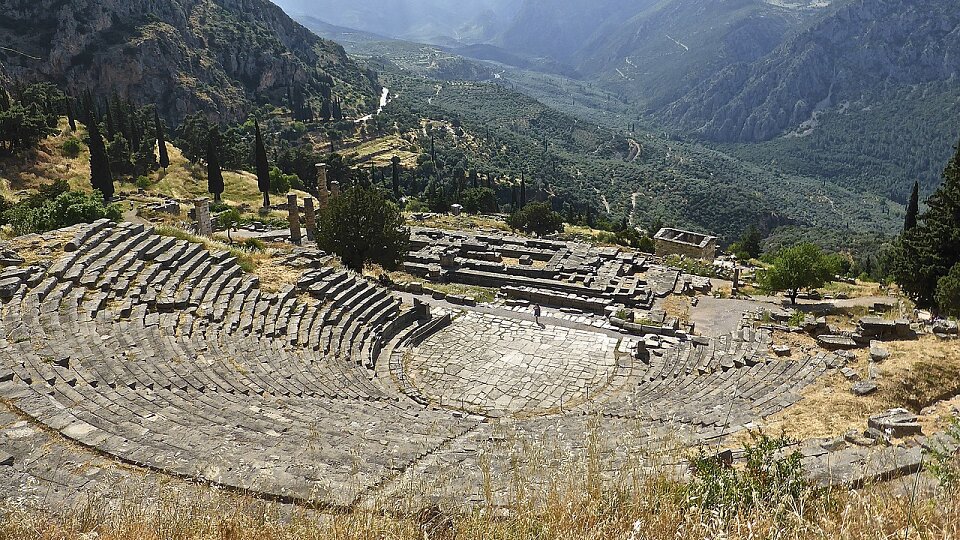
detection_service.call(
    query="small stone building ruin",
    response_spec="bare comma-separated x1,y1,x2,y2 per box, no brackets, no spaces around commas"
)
654,228,717,260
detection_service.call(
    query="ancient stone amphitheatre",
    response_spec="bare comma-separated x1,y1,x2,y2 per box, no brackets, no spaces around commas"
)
1,217,952,515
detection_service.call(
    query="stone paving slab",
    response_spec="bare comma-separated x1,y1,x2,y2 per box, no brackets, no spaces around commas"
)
406,312,619,415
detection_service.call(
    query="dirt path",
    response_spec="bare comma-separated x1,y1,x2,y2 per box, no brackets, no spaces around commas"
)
626,138,641,162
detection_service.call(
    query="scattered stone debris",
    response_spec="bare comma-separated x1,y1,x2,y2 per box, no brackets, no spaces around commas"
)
840,367,860,381
869,340,891,362
771,345,792,357
858,316,914,341
851,380,878,396
868,409,922,439
817,334,859,350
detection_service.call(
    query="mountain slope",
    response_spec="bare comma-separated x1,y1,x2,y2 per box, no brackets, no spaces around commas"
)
270,0,519,45
662,0,960,142
0,0,379,124
574,0,811,108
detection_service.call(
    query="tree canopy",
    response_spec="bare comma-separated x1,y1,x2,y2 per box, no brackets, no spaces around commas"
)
207,127,225,201
891,142,960,308
507,202,564,237
936,262,960,317
255,121,271,208
0,83,63,156
759,243,840,305
1,180,121,235
316,187,410,272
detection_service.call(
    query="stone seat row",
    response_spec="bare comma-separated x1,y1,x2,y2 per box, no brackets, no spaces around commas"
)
603,352,826,429
0,223,477,505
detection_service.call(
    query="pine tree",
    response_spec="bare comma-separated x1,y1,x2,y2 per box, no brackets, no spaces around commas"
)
155,110,169,169
254,120,271,208
0,89,9,112
88,112,114,201
904,180,920,233
207,127,224,202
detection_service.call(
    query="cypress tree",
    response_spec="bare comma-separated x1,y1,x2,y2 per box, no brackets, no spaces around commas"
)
65,97,76,132
520,173,527,208
391,155,401,198
892,143,960,306
105,104,116,141
0,89,9,112
511,182,518,210
155,110,169,169
207,127,224,202
904,180,920,233
430,133,436,163
88,112,114,201
254,120,271,208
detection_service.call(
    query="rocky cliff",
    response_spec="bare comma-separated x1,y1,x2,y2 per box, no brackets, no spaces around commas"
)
662,0,960,141
0,0,379,124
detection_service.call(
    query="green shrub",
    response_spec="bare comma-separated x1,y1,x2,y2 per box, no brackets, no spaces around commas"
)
243,238,266,252
3,187,122,235
686,431,809,518
507,202,564,237
404,198,429,213
269,166,301,195
60,137,83,157
930,417,960,489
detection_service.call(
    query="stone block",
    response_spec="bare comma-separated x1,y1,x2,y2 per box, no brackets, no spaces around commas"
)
851,380,878,396
868,408,922,438
840,367,860,381
869,341,890,362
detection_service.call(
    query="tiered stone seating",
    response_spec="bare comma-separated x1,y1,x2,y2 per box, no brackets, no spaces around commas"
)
0,222,476,506
602,326,828,434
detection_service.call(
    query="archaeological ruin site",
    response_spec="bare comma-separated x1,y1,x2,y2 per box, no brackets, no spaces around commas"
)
1,211,954,514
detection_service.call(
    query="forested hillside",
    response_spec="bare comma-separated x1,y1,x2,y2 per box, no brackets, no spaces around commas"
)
0,0,380,125
377,72,899,246
663,0,960,142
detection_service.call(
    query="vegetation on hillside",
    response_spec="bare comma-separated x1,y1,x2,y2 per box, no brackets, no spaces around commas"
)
758,243,842,305
317,187,409,271
0,180,121,235
891,141,960,311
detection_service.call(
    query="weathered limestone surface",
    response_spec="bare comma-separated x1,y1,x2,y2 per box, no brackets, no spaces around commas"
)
407,312,618,415
0,222,934,511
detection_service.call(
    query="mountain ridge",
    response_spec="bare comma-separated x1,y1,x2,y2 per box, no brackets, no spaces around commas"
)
0,0,380,124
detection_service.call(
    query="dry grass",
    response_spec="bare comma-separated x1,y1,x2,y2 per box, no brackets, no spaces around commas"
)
0,120,91,199
156,225,282,274
387,270,497,304
345,134,420,167
820,280,889,300
737,335,960,444
253,256,309,293
1,228,75,263
662,295,692,324
3,466,960,540
501,256,548,270
407,212,511,233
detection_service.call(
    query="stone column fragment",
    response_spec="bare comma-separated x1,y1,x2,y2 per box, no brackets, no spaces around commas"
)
288,194,301,245
194,198,212,237
316,163,329,209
